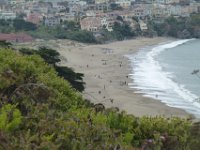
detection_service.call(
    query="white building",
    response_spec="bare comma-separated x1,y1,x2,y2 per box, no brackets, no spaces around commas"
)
100,17,113,31
44,17,60,26
86,11,96,17
6,0,25,5
95,0,108,4
154,0,179,4
52,2,66,11
0,11,16,19
115,0,132,8
68,0,80,5
139,20,148,30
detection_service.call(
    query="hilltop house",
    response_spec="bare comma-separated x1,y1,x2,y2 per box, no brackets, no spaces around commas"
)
44,16,60,26
80,17,101,32
115,0,133,8
0,11,16,19
101,17,114,31
95,0,108,4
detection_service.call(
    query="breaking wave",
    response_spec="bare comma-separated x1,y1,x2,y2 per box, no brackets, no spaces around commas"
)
127,39,200,117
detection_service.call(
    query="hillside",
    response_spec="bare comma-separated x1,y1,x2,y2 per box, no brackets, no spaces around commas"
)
0,48,199,149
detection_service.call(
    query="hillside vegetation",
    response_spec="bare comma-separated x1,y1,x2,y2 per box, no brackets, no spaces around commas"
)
0,47,200,149
1,14,200,44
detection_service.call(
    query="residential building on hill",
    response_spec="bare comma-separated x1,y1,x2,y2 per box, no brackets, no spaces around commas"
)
44,16,61,26
80,17,101,31
0,11,16,19
115,0,132,8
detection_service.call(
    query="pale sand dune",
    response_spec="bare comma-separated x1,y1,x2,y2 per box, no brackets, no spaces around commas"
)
55,37,191,118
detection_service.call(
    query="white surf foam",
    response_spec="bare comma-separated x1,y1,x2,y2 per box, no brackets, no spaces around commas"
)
128,39,200,117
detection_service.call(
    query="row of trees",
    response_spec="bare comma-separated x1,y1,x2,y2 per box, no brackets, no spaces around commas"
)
29,21,97,43
1,14,200,43
150,14,200,38
100,14,200,41
19,46,85,92
0,19,97,43
0,42,200,149
0,19,37,32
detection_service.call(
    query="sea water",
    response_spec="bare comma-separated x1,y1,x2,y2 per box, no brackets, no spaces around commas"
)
128,39,200,117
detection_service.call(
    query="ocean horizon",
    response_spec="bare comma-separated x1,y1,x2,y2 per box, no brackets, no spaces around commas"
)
128,39,200,118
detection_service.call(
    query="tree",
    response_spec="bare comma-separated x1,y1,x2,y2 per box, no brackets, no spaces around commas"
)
0,104,22,132
0,41,12,48
112,22,135,40
116,16,123,22
19,47,85,92
16,12,27,19
13,19,37,31
37,47,61,65
55,66,85,92
63,20,80,31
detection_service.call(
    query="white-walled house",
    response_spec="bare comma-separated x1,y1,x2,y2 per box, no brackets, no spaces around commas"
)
0,11,16,19
44,16,60,26
115,0,133,8
139,20,148,31
100,17,113,31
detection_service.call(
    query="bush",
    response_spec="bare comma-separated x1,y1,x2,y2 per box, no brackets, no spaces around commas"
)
55,30,97,43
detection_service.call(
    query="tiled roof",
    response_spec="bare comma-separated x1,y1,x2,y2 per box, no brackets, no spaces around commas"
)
0,33,33,42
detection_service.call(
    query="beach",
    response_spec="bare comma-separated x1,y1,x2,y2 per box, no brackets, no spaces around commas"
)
16,37,190,117
55,37,191,118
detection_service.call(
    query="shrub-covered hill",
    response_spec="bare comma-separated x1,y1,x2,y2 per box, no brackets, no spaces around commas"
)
0,48,199,150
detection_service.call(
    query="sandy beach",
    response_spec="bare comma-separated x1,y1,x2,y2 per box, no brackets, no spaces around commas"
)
53,37,191,118
16,37,190,117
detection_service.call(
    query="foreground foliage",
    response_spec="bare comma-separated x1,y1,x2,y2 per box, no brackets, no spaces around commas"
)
19,46,85,92
0,49,199,149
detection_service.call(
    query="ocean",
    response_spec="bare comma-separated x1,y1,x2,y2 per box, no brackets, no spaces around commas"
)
128,39,200,117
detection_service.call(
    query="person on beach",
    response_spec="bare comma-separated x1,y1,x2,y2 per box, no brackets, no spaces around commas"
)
110,99,114,103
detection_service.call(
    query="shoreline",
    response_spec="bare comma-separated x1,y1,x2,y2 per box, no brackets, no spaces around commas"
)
15,37,191,118
56,37,191,118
